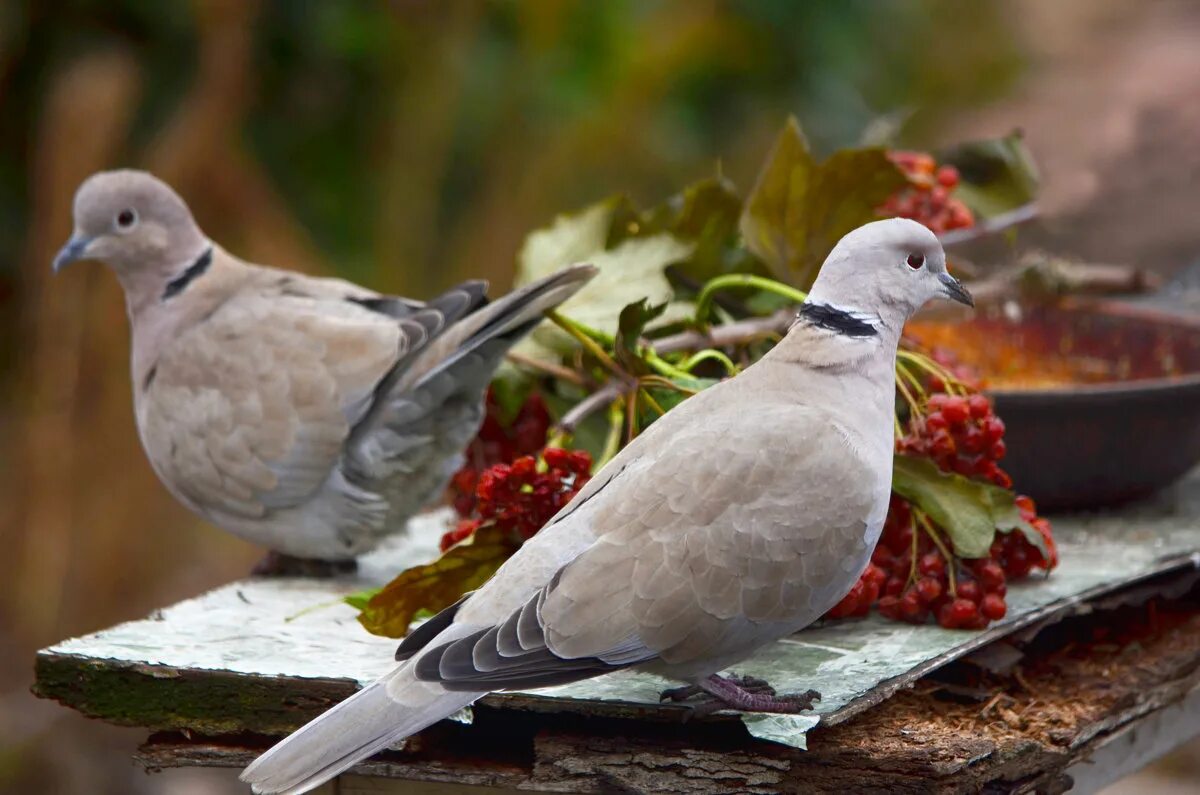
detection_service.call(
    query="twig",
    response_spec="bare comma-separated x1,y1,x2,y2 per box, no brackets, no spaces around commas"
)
651,309,794,355
938,202,1040,247
555,381,630,433
505,351,585,386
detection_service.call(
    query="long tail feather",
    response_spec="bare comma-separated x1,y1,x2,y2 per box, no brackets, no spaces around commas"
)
240,667,481,795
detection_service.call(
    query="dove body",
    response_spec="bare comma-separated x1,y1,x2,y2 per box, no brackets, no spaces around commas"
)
241,217,973,794
55,170,596,561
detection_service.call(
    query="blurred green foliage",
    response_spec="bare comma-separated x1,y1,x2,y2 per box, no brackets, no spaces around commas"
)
0,0,1023,288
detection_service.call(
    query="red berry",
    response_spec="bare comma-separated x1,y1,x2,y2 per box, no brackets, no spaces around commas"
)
989,440,1007,461
975,560,1006,591
983,416,1006,443
947,598,979,625
864,562,888,588
885,575,907,597
957,579,982,603
941,396,970,426
899,590,927,623
936,165,960,188
925,412,948,433
916,576,943,604
981,593,1007,621
919,551,945,577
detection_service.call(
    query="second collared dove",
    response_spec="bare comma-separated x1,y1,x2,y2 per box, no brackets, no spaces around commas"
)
53,170,596,571
240,217,974,794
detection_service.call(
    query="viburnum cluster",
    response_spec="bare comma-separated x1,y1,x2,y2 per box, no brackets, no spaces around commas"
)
879,150,975,234
441,447,592,552
442,390,593,552
827,391,1058,629
449,388,551,517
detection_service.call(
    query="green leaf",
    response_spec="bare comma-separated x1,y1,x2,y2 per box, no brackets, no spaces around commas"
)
891,455,1036,559
343,588,380,612
354,525,520,638
740,117,908,290
939,130,1040,218
615,298,668,371
514,198,695,359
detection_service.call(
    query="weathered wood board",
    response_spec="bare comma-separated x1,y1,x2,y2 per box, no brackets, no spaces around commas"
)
34,469,1200,752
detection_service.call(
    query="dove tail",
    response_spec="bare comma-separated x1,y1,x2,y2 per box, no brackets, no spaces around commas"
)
405,262,596,392
240,667,480,795
464,261,596,346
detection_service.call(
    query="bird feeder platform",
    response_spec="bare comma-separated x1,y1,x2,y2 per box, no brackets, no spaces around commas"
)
32,472,1200,793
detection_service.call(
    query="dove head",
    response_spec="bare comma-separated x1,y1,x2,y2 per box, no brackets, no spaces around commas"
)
804,218,971,333
53,170,207,280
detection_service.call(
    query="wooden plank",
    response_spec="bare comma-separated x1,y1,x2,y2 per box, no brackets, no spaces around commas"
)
131,591,1200,793
33,469,1200,749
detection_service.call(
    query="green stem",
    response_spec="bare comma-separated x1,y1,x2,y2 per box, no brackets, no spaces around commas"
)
639,374,700,395
694,274,808,322
597,399,624,468
644,351,695,380
896,350,967,395
677,348,740,376
639,388,667,417
546,310,622,376
915,509,956,597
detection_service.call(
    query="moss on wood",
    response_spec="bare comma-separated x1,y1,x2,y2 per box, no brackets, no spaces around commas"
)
32,652,357,736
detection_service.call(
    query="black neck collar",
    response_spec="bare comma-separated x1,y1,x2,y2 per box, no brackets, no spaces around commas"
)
162,247,213,300
796,302,879,338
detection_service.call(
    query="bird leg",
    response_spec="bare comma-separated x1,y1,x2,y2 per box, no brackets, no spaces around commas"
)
661,673,820,717
251,551,357,578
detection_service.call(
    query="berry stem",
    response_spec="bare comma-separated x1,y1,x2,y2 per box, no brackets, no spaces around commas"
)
624,389,640,442
894,360,928,400
893,368,922,427
915,508,957,597
639,388,667,417
896,350,968,395
545,310,624,377
598,399,624,467
908,517,919,588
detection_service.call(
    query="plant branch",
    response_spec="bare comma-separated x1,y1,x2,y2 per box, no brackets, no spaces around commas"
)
651,309,794,355
938,201,1039,247
554,381,630,433
505,351,585,386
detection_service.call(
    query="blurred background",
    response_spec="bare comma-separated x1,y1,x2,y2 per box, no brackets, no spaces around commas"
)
1,1,1198,793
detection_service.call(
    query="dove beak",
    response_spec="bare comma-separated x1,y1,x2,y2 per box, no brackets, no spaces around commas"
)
52,235,93,273
938,272,974,307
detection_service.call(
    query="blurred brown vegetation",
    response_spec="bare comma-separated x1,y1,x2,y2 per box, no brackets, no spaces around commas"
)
0,1,1197,793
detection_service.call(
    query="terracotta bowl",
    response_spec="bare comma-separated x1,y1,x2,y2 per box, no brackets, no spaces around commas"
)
906,300,1200,512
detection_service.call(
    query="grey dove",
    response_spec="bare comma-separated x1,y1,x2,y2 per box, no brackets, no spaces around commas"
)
240,217,974,794
53,170,596,572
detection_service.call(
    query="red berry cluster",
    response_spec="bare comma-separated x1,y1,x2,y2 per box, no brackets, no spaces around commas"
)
450,389,551,517
827,391,1058,630
897,393,1011,488
879,151,974,234
440,448,592,552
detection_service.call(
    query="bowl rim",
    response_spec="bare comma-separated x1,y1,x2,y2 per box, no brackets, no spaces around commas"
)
956,297,1200,400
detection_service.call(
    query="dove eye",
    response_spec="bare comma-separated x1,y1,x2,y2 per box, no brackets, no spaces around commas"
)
115,208,138,231
906,253,925,270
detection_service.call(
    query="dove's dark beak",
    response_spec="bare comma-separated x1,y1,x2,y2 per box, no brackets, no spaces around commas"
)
938,272,974,307
52,235,92,273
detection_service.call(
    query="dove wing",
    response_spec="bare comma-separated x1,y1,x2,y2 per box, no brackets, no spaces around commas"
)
408,393,884,690
137,281,430,519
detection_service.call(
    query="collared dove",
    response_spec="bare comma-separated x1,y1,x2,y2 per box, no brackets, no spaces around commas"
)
240,217,974,794
52,170,597,572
